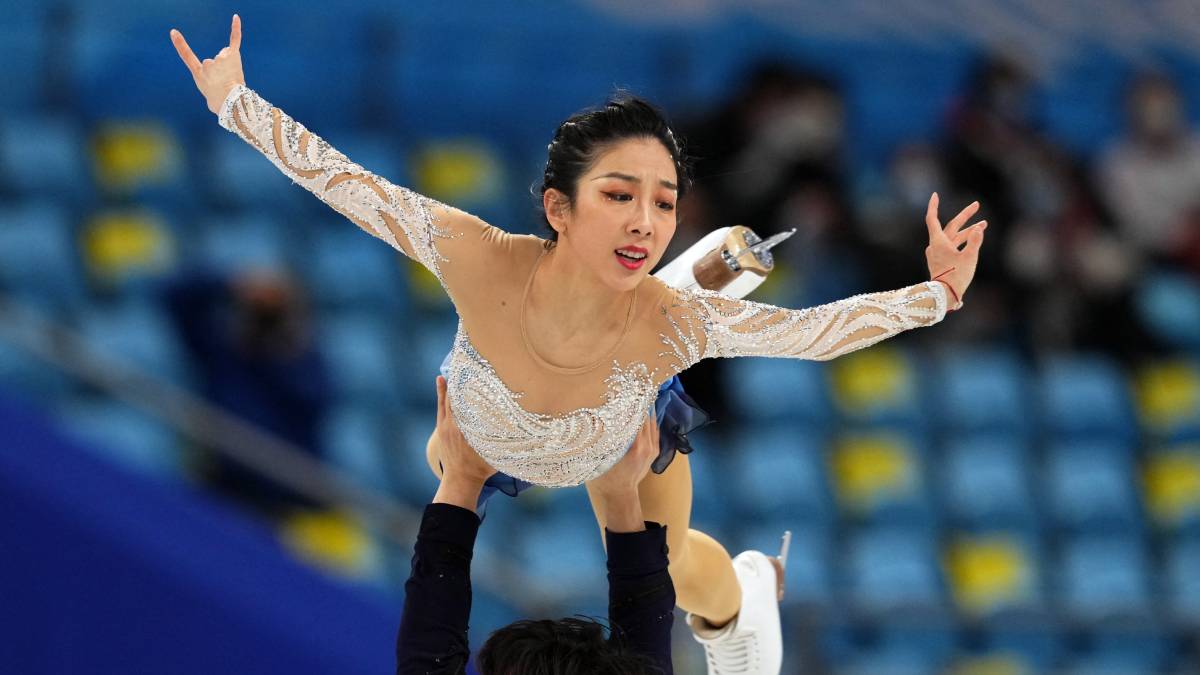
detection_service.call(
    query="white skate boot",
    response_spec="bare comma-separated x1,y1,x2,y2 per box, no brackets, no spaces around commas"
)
687,532,790,675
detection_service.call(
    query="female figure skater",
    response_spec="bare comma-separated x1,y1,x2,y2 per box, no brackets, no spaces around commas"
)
171,16,987,674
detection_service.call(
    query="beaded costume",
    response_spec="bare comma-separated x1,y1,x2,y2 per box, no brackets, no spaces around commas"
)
218,84,950,488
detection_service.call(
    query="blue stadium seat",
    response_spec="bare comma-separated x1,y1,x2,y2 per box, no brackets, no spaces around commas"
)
1166,537,1200,621
411,318,460,404
1136,271,1200,351
1038,354,1136,441
515,511,607,598
737,522,831,608
729,423,831,522
1059,535,1151,618
0,201,85,312
934,348,1031,435
195,212,291,273
56,398,182,480
0,116,87,197
320,404,391,493
206,132,299,209
940,434,1036,529
319,312,402,405
391,410,439,502
76,301,188,385
1045,441,1140,532
837,647,942,675
726,358,831,425
845,527,942,610
306,220,406,310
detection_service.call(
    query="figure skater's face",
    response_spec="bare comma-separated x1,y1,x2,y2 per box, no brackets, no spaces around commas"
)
548,137,679,292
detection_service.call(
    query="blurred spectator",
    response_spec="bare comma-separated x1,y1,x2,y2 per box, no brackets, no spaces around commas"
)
678,62,857,424
1098,72,1200,276
162,267,332,519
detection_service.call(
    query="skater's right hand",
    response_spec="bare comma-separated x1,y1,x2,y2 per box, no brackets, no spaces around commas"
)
170,14,246,115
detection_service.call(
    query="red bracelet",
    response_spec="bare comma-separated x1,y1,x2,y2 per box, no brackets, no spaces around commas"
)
930,268,961,312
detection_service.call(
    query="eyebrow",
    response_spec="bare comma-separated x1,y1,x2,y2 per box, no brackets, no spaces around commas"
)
592,171,678,191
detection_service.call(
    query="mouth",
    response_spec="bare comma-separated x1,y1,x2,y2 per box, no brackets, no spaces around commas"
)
614,246,649,270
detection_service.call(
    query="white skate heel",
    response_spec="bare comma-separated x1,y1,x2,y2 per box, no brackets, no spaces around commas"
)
687,530,790,675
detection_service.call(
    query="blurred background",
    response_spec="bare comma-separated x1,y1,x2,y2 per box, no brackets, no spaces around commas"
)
1,1,1199,673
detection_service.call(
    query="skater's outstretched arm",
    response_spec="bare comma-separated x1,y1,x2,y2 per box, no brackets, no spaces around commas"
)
657,194,989,369
170,16,506,299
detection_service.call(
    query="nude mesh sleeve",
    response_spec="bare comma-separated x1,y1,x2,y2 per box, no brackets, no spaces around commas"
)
217,84,458,284
664,280,948,366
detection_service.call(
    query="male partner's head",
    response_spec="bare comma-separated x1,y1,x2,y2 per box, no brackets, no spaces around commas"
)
477,617,659,674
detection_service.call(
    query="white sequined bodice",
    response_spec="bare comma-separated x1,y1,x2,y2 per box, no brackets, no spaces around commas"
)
217,84,951,487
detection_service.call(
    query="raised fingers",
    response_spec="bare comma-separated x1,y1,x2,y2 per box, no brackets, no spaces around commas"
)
435,376,447,426
925,192,943,241
945,201,981,238
952,220,987,248
230,14,242,51
169,29,202,76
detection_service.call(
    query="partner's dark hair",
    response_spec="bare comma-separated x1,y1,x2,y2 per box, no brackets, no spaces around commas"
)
476,617,661,675
537,93,692,240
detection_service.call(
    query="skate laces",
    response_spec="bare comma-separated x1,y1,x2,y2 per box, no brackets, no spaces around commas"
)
703,629,759,673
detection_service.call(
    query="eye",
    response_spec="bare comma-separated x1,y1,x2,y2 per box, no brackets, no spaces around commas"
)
657,201,676,211
603,192,633,202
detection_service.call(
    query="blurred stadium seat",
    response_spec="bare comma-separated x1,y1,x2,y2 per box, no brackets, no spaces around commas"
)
845,526,942,610
1141,444,1200,534
934,348,1031,435
1038,354,1137,441
306,220,407,310
195,211,291,274
0,201,86,312
830,432,930,525
76,299,188,384
1059,535,1152,619
828,345,923,430
55,397,181,479
319,404,391,493
0,115,87,197
319,311,402,405
939,434,1036,530
1044,440,1140,533
1134,360,1200,443
727,357,831,425
80,208,176,292
943,533,1041,616
730,423,831,522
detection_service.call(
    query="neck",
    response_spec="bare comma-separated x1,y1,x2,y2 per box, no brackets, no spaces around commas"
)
530,242,634,335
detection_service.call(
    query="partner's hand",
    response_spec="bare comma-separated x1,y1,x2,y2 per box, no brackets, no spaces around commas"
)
170,14,246,115
924,193,988,307
589,413,659,500
433,375,496,489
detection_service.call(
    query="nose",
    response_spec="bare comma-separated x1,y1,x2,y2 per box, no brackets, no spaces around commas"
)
628,201,654,238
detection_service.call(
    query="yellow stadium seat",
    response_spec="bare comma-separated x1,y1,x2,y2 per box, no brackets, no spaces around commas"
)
944,535,1036,615
1134,361,1200,436
279,508,380,580
91,122,182,192
829,345,914,416
81,210,175,284
412,139,504,205
946,653,1034,675
830,433,918,514
1142,445,1200,528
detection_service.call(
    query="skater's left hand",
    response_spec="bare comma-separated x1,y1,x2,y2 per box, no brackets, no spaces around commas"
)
924,193,988,307
170,14,246,115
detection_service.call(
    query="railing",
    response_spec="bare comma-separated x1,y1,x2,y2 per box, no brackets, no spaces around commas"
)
0,296,568,613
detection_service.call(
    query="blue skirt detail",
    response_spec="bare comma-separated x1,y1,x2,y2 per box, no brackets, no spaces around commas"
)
438,353,711,514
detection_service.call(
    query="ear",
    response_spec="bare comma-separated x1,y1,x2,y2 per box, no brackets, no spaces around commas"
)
543,188,570,236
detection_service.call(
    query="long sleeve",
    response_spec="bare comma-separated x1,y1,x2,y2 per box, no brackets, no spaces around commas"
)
395,503,480,675
662,280,949,367
606,523,675,675
217,84,506,295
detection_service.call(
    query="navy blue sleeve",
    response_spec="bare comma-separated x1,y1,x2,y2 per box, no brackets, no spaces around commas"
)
395,503,480,675
606,523,675,674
